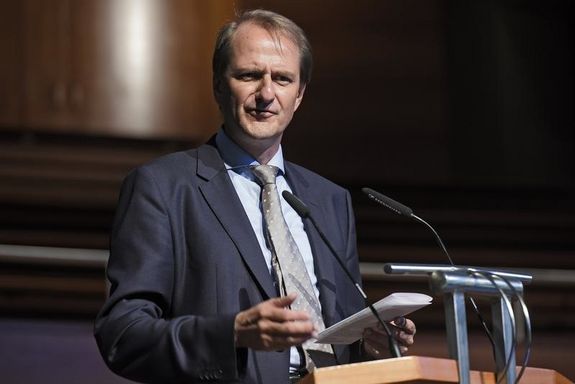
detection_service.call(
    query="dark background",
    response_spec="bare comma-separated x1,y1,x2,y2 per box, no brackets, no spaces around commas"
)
1,0,573,382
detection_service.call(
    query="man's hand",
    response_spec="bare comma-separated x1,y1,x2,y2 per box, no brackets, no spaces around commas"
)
234,293,315,351
362,317,416,359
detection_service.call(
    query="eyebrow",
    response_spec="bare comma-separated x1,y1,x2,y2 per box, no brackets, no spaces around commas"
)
231,66,296,77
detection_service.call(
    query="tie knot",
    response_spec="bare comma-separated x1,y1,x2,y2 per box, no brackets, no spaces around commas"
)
252,164,278,186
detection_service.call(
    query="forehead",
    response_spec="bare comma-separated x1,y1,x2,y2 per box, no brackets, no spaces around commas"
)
229,23,300,69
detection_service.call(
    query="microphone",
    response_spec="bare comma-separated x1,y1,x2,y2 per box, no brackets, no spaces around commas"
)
362,187,413,217
362,187,455,265
282,190,402,358
361,187,497,349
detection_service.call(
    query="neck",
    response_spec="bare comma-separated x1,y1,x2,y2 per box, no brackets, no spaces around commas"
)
223,129,282,164
250,143,280,164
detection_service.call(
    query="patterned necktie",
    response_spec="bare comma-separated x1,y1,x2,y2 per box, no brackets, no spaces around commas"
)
252,165,334,370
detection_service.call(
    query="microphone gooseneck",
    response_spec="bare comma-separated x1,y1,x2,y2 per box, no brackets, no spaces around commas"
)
362,188,457,265
282,190,402,359
362,187,498,358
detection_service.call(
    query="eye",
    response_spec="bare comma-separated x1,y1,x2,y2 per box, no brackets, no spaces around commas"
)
274,75,293,86
236,72,260,81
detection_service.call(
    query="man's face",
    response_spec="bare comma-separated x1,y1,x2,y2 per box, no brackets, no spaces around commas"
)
215,23,305,154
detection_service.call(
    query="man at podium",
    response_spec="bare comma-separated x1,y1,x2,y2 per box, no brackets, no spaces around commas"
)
95,9,416,384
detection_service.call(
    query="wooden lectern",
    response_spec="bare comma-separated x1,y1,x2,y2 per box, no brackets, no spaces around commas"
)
300,356,573,384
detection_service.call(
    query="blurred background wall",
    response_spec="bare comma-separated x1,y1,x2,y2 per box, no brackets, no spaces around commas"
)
0,0,573,382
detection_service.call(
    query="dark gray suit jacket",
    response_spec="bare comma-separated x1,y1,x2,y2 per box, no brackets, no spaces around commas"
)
95,141,364,383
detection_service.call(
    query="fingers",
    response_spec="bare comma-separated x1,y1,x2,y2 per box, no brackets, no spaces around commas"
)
362,317,417,359
237,294,310,325
392,316,416,335
234,295,315,351
390,317,416,348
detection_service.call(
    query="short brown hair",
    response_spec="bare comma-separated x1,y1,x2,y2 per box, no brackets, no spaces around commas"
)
212,9,313,90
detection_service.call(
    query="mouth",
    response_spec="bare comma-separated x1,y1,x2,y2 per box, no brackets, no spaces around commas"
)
247,108,276,119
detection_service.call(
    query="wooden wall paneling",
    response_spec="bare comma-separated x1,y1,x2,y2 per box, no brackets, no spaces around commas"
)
21,0,72,131
66,0,232,140
0,132,192,248
0,1,24,127
5,0,234,139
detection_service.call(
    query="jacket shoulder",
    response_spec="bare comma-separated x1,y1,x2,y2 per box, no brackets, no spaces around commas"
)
286,161,349,196
128,142,221,181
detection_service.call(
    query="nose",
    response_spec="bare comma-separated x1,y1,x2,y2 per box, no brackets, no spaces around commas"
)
255,75,274,105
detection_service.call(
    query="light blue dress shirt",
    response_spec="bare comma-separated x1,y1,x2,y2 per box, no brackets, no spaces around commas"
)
215,130,321,371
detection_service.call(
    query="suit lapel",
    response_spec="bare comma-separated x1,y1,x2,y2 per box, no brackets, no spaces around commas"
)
196,144,277,300
285,164,338,327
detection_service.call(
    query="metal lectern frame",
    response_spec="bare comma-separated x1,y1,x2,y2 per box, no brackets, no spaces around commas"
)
384,263,532,384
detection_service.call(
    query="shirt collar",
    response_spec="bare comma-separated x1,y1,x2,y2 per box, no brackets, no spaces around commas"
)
215,128,286,177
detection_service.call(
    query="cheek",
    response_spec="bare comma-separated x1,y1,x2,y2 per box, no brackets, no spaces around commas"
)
226,93,243,114
284,98,299,114
279,90,301,110
230,84,254,103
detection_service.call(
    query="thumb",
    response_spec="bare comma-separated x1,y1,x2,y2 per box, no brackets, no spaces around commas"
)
271,293,297,308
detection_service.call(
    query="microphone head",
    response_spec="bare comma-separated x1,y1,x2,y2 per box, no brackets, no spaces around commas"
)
362,187,413,217
282,191,310,218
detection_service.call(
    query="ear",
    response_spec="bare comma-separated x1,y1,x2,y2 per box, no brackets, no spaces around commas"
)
293,83,307,111
213,77,224,107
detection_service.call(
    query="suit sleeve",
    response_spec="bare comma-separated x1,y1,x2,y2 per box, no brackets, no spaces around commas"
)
94,167,242,383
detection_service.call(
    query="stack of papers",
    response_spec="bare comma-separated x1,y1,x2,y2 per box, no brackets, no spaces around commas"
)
316,292,432,344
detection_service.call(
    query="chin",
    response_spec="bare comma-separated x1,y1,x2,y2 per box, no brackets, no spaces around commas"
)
243,122,284,141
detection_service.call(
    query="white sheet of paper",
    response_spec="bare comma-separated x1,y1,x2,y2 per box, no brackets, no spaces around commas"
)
315,292,432,345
